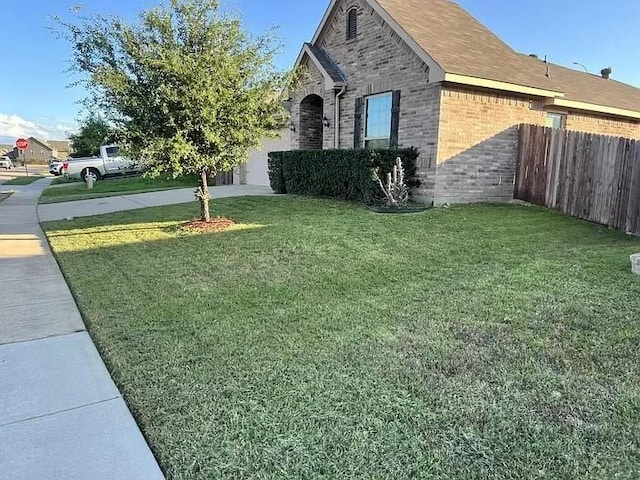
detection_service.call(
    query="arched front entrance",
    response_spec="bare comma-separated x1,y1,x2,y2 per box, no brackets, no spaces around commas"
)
299,94,324,150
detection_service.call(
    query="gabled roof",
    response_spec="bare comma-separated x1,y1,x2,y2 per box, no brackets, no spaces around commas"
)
306,0,640,118
374,0,640,115
306,44,347,85
28,137,53,150
294,43,347,90
48,140,71,152
517,54,640,114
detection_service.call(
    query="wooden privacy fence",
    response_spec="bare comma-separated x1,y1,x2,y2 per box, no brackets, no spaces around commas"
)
212,170,234,186
515,124,640,235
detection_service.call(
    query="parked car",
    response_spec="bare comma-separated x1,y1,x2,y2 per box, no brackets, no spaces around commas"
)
0,156,13,169
49,160,64,176
62,145,141,182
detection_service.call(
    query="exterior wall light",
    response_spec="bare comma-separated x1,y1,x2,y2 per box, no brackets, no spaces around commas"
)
322,117,330,128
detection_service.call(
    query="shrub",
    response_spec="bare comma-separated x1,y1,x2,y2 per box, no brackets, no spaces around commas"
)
267,154,287,194
267,148,419,203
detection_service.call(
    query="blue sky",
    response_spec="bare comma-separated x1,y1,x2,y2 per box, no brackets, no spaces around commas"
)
1,0,639,145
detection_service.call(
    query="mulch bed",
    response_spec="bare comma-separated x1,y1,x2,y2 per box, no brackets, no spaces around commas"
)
180,217,236,233
367,205,430,214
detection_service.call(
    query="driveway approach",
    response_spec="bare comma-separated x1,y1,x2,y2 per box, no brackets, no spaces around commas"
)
0,179,165,479
38,184,274,222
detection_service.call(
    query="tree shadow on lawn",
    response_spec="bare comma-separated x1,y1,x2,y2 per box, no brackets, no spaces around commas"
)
42,196,280,231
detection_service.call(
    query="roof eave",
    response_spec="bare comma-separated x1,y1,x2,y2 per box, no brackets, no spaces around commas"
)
444,73,565,99
444,73,640,119
545,98,640,120
293,44,346,91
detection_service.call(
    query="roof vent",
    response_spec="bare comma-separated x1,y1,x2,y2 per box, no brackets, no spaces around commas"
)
528,54,538,59
601,67,612,79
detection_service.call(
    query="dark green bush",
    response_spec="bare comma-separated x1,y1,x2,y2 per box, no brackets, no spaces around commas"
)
267,148,419,203
267,154,287,194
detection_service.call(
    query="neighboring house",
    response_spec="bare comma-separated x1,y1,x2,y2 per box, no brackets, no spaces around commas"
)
19,138,72,163
4,147,19,161
48,140,73,159
0,144,13,156
23,137,55,164
289,0,640,204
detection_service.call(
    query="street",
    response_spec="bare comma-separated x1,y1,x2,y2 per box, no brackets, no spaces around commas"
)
0,165,51,185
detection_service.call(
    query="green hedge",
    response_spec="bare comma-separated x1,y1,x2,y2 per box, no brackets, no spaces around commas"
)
267,148,420,203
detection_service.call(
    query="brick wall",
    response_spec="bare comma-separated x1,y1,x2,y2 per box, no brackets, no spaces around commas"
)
290,61,328,150
566,113,640,139
435,87,545,203
291,0,440,201
435,86,640,204
299,95,325,150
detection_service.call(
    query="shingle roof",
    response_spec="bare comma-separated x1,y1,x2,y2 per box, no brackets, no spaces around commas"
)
28,137,53,150
305,43,347,84
375,0,640,112
48,140,71,152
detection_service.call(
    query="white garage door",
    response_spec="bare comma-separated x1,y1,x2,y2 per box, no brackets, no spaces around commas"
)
244,129,290,187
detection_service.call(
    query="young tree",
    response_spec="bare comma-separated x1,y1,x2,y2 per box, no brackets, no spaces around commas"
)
58,0,285,221
69,114,113,157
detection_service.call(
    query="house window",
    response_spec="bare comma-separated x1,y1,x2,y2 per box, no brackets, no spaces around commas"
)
346,8,357,41
545,112,566,129
364,92,392,149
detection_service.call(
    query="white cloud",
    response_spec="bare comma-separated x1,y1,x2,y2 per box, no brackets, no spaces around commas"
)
0,113,77,143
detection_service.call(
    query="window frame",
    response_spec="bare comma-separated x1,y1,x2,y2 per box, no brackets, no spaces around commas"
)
364,91,393,149
346,7,358,41
105,146,120,158
545,112,566,129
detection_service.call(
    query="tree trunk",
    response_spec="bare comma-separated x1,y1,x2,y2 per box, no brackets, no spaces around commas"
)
195,169,211,222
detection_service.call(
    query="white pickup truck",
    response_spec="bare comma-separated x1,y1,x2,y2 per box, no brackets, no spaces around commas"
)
62,145,141,182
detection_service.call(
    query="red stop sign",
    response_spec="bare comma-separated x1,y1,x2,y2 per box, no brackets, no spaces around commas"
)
16,138,29,150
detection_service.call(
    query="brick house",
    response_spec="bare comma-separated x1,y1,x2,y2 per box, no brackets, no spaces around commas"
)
289,0,640,204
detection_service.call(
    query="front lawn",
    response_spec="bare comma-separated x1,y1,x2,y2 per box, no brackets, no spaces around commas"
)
39,175,199,204
43,197,640,479
2,176,44,185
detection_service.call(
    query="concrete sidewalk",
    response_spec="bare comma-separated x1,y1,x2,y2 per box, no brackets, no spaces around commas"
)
0,179,164,479
38,184,274,222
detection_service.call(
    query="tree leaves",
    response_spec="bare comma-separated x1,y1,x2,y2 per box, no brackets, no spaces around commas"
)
69,114,114,158
57,0,287,179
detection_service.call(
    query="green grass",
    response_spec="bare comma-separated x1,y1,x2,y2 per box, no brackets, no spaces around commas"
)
39,175,198,204
42,197,640,479
50,175,81,185
2,176,44,185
